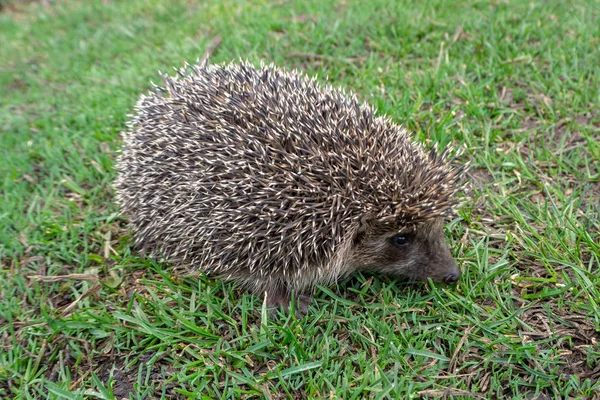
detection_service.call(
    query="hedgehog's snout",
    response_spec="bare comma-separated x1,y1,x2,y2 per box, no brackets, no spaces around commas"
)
442,260,460,285
443,272,460,285
425,223,461,285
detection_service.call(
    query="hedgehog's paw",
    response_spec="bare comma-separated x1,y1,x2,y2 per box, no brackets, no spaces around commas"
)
289,293,313,318
297,294,313,315
263,289,312,318
264,289,290,310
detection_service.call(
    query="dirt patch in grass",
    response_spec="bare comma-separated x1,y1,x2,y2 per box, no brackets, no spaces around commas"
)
94,351,185,399
0,0,53,20
467,167,494,190
518,303,600,381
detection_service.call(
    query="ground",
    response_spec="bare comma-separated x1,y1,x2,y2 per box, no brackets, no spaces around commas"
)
1,0,599,398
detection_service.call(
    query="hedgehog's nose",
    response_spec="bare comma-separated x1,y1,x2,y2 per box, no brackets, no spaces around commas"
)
443,271,460,285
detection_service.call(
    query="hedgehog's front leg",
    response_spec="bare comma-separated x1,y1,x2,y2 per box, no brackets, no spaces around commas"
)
263,287,290,309
296,294,313,314
263,286,313,316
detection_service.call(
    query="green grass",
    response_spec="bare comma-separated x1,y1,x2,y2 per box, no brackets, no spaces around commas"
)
1,0,599,398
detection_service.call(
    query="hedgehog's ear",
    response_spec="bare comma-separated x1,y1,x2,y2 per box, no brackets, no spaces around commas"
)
353,214,374,244
353,227,367,245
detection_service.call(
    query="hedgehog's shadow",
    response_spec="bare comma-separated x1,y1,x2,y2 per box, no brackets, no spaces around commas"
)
319,272,430,305
258,274,436,320
166,267,436,319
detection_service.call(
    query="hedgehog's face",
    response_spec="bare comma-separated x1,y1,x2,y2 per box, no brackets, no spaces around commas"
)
350,218,460,285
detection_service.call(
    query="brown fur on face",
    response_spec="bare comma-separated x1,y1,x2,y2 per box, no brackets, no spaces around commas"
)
347,218,460,284
236,217,460,314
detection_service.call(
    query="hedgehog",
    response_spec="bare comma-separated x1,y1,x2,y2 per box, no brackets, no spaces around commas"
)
115,61,465,312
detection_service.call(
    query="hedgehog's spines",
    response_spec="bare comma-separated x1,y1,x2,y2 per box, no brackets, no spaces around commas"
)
115,60,464,294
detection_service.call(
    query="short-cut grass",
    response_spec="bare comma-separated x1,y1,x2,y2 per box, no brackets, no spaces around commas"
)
1,0,599,398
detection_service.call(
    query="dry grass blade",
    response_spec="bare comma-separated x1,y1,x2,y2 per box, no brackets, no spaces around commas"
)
28,274,99,283
200,35,222,64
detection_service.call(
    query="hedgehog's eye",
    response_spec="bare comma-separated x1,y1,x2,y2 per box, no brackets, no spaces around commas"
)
392,234,409,247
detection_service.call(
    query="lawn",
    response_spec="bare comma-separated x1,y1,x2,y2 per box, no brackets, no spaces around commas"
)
1,0,599,398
